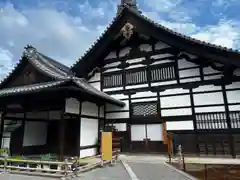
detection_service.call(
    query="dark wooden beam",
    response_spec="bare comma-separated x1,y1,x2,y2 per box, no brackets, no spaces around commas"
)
59,109,65,161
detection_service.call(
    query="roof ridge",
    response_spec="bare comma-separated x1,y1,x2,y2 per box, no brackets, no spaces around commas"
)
23,45,72,79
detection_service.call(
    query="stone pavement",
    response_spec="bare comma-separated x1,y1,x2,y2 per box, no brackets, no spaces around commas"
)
127,162,193,180
75,162,132,180
0,172,56,180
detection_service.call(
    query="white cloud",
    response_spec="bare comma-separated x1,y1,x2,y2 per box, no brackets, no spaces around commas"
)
0,1,114,80
0,48,14,80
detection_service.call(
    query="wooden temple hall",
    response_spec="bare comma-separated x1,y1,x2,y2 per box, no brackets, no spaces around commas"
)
1,0,240,159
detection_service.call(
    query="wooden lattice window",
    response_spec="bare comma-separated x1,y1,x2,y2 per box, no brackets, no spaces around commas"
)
150,63,176,82
103,73,123,88
125,69,147,85
229,111,240,129
132,102,158,117
196,112,228,129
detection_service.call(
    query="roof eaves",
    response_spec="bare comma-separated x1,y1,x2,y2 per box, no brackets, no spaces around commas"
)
0,80,67,97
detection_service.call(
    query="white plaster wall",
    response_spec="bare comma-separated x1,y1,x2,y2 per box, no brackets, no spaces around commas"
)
160,88,189,95
80,148,97,158
193,92,223,106
166,121,194,130
162,108,192,116
179,68,200,78
103,87,123,92
160,95,191,108
106,112,129,119
65,98,80,114
139,44,152,52
119,47,131,57
131,97,157,103
178,59,197,69
125,84,149,90
195,106,225,113
193,85,222,92
226,82,240,90
81,101,98,117
88,73,101,82
113,123,127,131
80,118,98,147
131,91,157,98
89,82,101,90
110,93,128,100
23,121,47,146
104,51,117,60
155,41,170,50
227,90,240,104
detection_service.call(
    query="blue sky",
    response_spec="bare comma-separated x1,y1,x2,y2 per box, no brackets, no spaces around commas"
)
0,0,239,79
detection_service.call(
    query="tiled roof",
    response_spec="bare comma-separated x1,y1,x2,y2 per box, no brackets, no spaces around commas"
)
0,78,125,107
71,5,240,71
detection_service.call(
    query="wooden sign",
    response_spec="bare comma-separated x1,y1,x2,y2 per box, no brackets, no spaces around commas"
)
101,132,112,161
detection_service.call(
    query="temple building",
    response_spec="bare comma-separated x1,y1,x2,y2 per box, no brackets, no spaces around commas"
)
1,0,240,159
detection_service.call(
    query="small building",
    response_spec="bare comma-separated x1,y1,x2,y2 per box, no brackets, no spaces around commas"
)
1,0,240,159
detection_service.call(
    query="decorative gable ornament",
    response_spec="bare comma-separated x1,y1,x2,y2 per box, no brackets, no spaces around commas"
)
23,45,38,60
120,23,134,40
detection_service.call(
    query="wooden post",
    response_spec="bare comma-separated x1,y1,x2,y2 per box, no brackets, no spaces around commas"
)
0,111,5,149
59,111,65,161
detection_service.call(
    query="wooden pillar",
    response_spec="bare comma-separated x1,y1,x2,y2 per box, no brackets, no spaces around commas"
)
189,88,200,156
59,110,65,161
0,111,6,149
222,84,235,158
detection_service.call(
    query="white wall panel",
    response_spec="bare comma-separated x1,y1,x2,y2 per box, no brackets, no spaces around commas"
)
1,137,10,149
80,118,98,146
81,101,98,117
106,100,129,112
113,123,127,131
131,91,157,98
125,84,148,89
23,121,47,146
103,68,121,73
179,68,200,78
139,44,152,52
155,41,170,50
160,88,189,96
229,105,240,111
178,59,197,69
151,80,177,86
131,125,146,141
126,64,146,69
193,85,222,92
119,47,131,57
104,62,121,68
131,97,157,103
226,82,240,90
126,57,145,64
161,108,192,116
227,90,240,103
203,67,220,75
89,82,101,90
180,77,201,83
151,53,173,60
204,74,222,80
88,73,101,82
166,121,194,130
194,92,223,105
106,112,129,119
161,95,191,108
65,98,80,115
146,124,163,141
80,148,97,158
105,51,117,60
152,60,173,65
103,87,123,92
195,106,225,113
